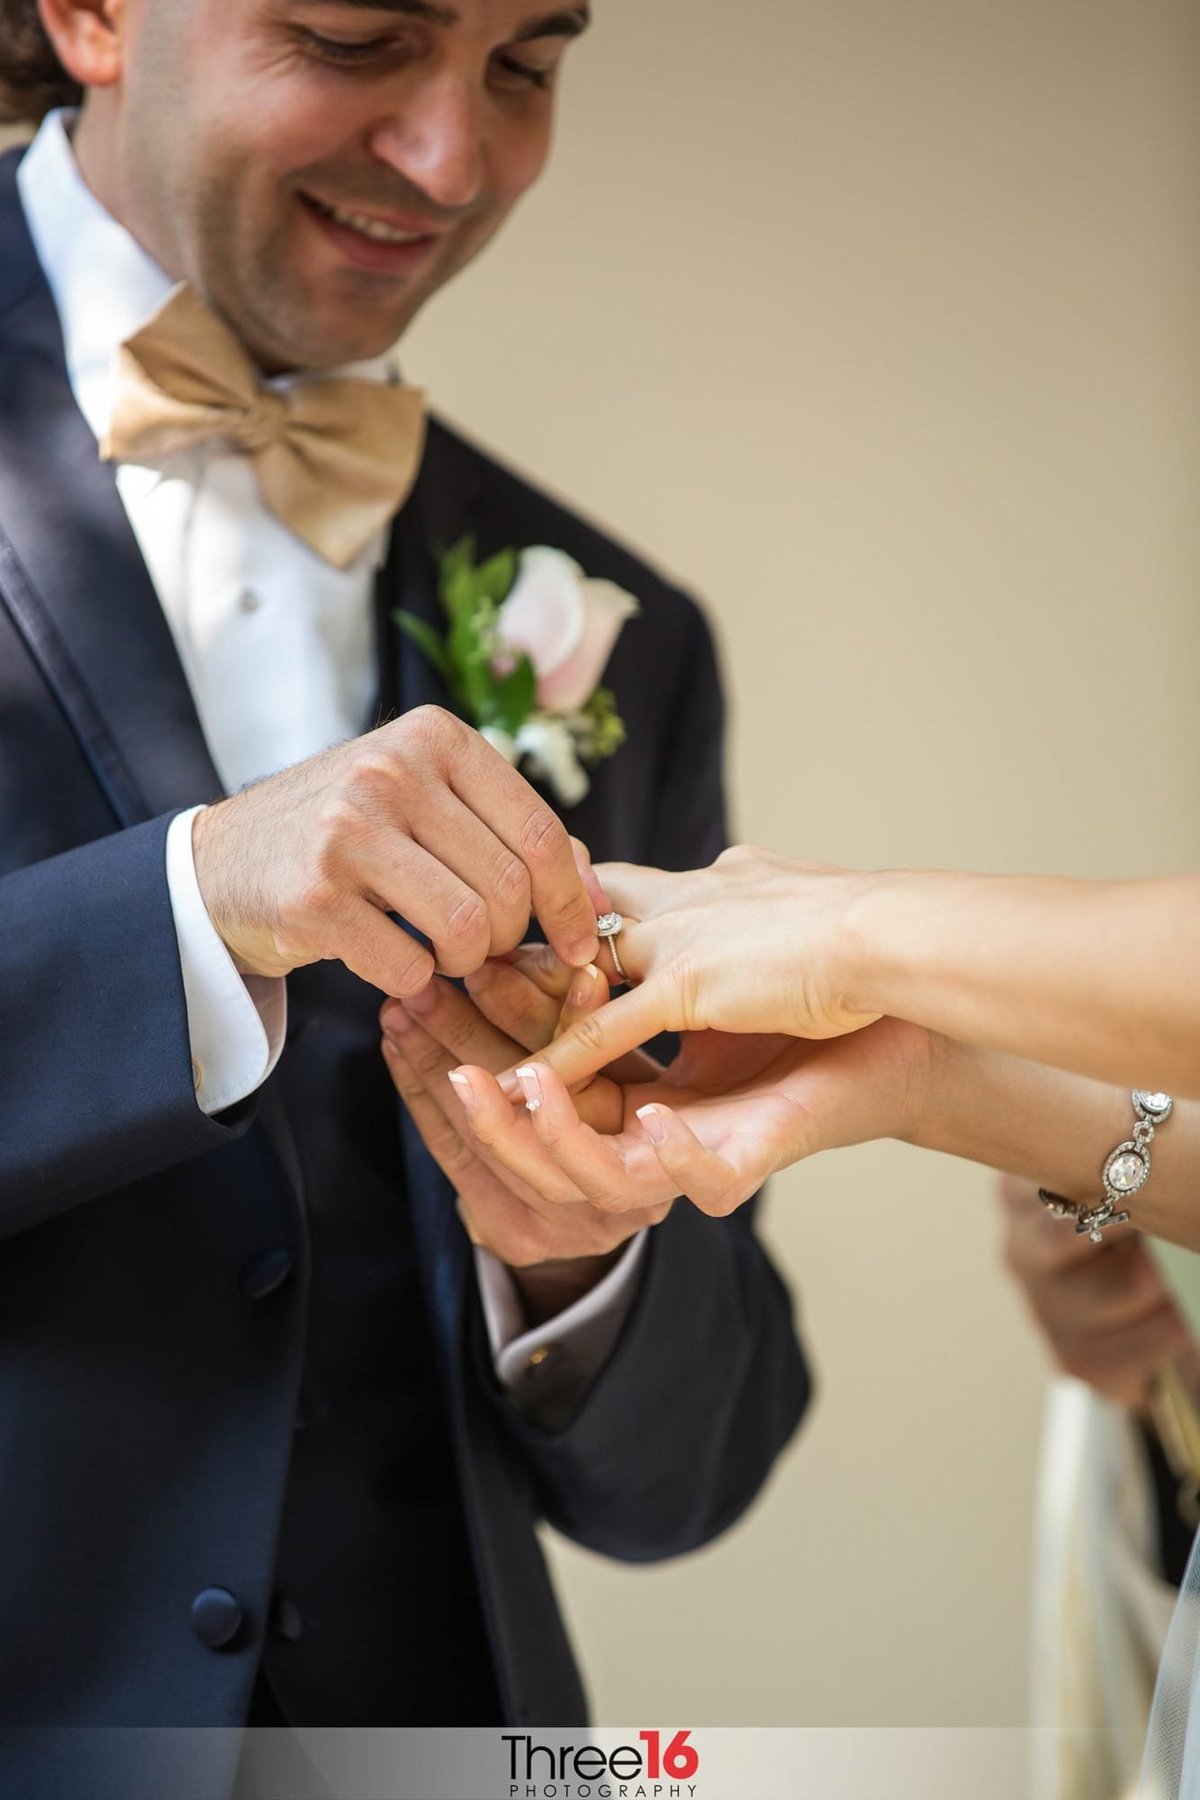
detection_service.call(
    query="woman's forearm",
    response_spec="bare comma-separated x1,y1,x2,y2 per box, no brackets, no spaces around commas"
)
849,871,1200,1099
910,1037,1200,1250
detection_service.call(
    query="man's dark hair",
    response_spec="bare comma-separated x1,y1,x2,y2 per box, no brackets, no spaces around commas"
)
0,1,82,125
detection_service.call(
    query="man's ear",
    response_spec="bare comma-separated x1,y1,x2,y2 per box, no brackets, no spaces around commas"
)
36,0,126,91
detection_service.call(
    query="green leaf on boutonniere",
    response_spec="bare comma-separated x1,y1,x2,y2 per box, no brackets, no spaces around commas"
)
474,547,518,606
488,653,537,735
394,611,452,682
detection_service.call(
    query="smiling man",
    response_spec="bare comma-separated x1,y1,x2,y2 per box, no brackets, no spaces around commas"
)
0,4,808,1796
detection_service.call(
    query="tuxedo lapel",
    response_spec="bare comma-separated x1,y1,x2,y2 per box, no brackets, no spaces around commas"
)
375,445,478,1353
0,151,222,829
373,420,489,727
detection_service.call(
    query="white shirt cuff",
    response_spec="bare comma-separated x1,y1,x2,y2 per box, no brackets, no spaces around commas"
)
475,1231,649,1407
165,806,287,1115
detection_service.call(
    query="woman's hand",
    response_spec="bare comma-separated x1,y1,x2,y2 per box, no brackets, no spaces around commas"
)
455,1015,938,1218
522,845,884,1091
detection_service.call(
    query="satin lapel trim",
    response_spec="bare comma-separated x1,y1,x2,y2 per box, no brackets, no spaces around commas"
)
373,428,485,726
0,168,222,827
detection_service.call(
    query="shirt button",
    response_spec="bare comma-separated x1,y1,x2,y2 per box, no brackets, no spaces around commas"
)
528,1346,552,1370
237,589,262,614
237,1248,296,1301
191,1587,244,1650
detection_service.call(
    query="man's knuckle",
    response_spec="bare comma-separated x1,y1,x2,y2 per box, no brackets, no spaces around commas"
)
443,892,489,950
520,806,569,869
400,705,457,760
494,853,533,910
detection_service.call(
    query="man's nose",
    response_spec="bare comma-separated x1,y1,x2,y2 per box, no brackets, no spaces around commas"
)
367,75,486,214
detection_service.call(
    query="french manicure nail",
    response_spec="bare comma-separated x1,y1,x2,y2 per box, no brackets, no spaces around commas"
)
516,1065,544,1114
637,1105,668,1145
448,1070,477,1113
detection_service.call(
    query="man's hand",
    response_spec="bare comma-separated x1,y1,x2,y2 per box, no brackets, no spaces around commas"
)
999,1175,1195,1407
191,707,599,996
379,957,672,1325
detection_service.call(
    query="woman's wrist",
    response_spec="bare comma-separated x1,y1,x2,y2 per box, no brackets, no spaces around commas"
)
836,867,927,1025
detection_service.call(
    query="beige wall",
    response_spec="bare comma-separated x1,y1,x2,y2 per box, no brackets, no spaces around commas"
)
7,0,1199,1730
405,0,1200,1726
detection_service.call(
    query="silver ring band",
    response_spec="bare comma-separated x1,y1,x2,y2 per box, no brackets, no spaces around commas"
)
595,911,628,983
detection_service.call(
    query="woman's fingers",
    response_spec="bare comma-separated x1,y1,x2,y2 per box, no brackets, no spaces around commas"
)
507,978,680,1093
449,1065,595,1208
635,1103,769,1217
593,862,694,921
502,1063,681,1213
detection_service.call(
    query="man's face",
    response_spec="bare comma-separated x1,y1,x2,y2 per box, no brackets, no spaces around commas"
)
85,0,589,370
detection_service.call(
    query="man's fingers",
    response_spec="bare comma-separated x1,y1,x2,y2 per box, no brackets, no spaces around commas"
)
385,976,521,1073
381,1036,484,1190
635,1104,766,1218
571,838,614,916
360,835,496,978
448,745,598,967
406,793,534,957
337,897,437,997
464,957,565,1053
1052,1302,1194,1407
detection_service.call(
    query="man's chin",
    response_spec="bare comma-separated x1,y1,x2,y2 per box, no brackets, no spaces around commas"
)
227,296,416,375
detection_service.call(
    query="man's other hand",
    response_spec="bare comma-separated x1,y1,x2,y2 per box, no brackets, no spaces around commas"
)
380,957,670,1325
999,1175,1195,1407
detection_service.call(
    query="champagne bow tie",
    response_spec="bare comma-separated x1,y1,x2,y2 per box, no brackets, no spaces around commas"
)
101,284,427,569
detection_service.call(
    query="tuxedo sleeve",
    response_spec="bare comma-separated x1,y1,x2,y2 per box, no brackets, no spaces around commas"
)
483,596,812,1558
0,813,252,1240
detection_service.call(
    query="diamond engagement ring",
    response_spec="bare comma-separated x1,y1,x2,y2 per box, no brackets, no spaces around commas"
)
595,912,628,984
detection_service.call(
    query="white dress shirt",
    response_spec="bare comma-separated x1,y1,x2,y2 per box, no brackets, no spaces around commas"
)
17,110,644,1393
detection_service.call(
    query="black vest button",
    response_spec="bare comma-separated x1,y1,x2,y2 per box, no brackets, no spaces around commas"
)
191,1587,244,1649
238,1248,295,1301
270,1596,305,1643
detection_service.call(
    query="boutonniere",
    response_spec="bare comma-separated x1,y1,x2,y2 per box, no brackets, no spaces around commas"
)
397,539,638,806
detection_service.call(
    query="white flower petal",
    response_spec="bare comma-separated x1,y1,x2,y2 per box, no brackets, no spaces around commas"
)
536,578,640,714
516,715,591,807
495,547,587,679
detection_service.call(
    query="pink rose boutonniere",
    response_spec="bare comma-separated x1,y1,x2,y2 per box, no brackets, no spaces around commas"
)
397,539,638,806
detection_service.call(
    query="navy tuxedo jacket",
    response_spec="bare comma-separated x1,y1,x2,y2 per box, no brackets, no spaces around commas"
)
0,148,810,1799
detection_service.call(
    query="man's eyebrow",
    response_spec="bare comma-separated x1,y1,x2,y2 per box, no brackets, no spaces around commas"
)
512,8,591,42
290,0,591,33
293,0,462,23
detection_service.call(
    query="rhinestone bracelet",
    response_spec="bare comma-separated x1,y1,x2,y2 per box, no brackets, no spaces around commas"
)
1039,1090,1174,1243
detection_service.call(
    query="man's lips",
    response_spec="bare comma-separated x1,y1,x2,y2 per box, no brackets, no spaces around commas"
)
300,191,447,274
